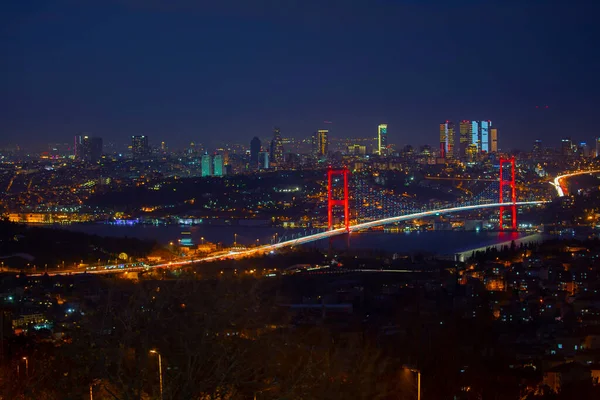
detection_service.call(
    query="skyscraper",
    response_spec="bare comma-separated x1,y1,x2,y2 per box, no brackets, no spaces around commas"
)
213,154,224,176
459,120,472,157
561,138,573,156
269,127,284,165
250,137,261,168
596,138,600,157
471,121,479,151
439,121,455,158
316,129,328,157
201,154,213,177
377,124,388,155
74,135,103,162
131,135,150,159
490,128,498,153
258,151,270,169
480,120,491,153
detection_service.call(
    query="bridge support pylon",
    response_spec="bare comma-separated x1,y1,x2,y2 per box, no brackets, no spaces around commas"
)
499,156,517,231
327,166,350,232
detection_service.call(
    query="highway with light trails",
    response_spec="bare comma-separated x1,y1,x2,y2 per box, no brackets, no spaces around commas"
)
551,169,600,197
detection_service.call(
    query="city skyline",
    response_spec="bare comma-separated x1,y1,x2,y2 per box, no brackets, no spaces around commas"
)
2,1,599,149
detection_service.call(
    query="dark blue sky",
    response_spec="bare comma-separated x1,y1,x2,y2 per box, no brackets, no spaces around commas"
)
1,0,599,150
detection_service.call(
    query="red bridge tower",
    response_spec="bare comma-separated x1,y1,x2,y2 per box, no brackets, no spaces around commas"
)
499,156,517,231
327,167,350,231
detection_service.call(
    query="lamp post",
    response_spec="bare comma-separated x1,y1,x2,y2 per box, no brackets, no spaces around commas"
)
403,365,420,400
149,350,163,400
22,357,28,377
201,237,205,245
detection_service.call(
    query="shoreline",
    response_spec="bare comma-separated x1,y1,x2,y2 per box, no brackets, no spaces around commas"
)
455,232,545,261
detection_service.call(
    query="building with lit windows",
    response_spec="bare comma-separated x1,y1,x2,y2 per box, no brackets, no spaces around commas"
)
74,135,103,162
561,138,573,156
213,154,224,176
480,120,491,153
533,140,543,156
439,121,455,158
377,124,388,155
314,129,328,157
201,154,213,177
490,128,498,153
258,151,269,169
269,127,284,166
471,121,479,151
459,120,472,158
347,144,367,155
131,135,150,159
596,138,600,157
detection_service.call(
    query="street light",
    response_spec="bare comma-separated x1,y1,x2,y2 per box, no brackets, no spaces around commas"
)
403,365,420,400
201,237,205,245
234,233,237,246
22,357,28,377
149,350,163,400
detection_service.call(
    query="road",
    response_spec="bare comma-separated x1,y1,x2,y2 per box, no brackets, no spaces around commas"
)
551,169,600,197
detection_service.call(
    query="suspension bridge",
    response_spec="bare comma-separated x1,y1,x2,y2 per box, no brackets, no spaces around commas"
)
29,157,585,276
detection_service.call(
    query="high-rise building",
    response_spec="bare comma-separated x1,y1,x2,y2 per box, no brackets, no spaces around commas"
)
213,154,224,176
480,120,491,153
315,129,328,157
490,128,498,153
74,135,89,161
131,135,150,159
269,127,284,165
561,138,573,156
201,154,213,177
439,121,455,158
471,121,479,151
377,124,388,155
74,135,102,162
250,137,261,168
458,120,472,158
596,138,600,157
258,151,269,169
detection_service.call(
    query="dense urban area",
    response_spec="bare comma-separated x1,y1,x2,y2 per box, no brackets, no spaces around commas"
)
1,126,600,399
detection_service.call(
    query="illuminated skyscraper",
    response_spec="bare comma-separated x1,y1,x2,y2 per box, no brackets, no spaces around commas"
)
596,138,600,157
471,121,479,151
316,129,328,156
480,120,491,153
490,128,498,153
201,154,213,177
131,135,150,159
459,120,472,157
213,154,224,176
439,121,455,158
377,124,388,155
250,137,261,168
269,127,284,165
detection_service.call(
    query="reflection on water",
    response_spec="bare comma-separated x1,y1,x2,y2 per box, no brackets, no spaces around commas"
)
54,223,527,255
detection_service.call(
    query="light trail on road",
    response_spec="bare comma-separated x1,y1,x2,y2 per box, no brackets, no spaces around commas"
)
551,169,600,197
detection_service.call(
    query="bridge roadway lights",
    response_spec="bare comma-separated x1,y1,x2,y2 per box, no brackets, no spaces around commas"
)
499,156,517,231
327,166,350,232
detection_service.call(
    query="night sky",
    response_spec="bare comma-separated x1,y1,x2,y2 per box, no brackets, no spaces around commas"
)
1,0,599,150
